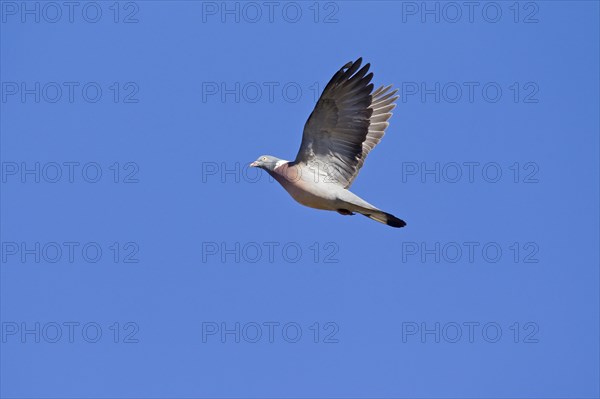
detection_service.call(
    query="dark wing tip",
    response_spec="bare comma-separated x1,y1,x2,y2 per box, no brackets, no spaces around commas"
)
343,57,362,70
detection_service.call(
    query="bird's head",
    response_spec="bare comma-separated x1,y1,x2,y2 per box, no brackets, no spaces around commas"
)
250,155,283,172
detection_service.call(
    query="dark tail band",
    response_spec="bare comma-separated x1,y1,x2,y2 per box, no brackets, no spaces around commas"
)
362,210,407,228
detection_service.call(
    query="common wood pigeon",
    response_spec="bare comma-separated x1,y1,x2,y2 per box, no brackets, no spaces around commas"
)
251,58,406,228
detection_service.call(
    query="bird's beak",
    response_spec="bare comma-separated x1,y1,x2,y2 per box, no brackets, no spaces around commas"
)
250,161,258,167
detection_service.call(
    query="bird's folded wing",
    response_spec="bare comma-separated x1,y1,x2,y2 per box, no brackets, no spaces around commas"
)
294,57,398,189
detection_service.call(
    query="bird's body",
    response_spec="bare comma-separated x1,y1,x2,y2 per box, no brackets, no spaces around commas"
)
268,161,373,211
251,58,407,228
269,161,337,210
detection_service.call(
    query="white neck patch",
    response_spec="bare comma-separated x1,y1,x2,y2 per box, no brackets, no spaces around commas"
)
274,159,289,169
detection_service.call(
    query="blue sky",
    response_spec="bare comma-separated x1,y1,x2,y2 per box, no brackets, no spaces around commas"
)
1,1,599,398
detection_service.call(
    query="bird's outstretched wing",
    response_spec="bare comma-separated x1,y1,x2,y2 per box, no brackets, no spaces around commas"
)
294,58,398,188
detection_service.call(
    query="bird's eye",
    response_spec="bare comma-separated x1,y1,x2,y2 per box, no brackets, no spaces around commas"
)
262,157,267,161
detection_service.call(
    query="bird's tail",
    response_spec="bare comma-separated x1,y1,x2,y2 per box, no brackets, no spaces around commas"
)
360,209,406,228
338,191,406,228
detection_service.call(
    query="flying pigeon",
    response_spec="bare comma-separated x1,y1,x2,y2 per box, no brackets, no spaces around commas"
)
250,58,406,228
